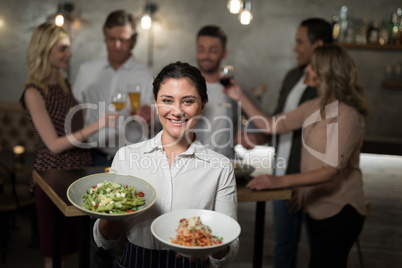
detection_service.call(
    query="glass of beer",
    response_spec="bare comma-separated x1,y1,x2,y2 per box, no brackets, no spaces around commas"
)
128,84,141,114
111,89,127,112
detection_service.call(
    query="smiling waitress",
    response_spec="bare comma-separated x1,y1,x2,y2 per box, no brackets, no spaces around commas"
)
93,62,239,268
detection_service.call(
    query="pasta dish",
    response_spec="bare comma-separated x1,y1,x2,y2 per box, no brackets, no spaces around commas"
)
171,216,223,247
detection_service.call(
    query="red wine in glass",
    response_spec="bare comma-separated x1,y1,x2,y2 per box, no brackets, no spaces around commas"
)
220,77,232,86
219,65,234,87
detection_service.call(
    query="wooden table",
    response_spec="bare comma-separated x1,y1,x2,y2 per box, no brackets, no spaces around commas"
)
33,167,291,268
236,177,291,268
33,167,105,268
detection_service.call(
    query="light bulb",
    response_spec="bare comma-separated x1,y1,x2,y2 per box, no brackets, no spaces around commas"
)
141,14,152,29
13,145,25,155
55,14,64,26
227,0,243,14
240,9,252,25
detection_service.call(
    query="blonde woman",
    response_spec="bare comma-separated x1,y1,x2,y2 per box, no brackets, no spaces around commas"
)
224,45,368,268
20,22,117,268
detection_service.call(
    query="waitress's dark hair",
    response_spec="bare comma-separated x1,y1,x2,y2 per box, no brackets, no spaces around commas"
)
153,62,208,103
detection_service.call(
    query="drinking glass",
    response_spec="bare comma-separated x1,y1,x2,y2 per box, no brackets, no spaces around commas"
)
219,65,234,87
110,89,127,112
127,84,141,114
219,65,234,107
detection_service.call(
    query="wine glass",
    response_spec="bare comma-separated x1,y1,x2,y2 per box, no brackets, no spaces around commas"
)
127,84,141,114
219,65,234,87
110,89,127,112
219,65,234,107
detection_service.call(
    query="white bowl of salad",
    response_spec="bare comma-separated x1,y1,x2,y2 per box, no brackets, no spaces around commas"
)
151,209,241,257
67,173,157,220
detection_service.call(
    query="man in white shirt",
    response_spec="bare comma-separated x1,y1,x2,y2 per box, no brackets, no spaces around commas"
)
74,10,155,167
73,10,155,268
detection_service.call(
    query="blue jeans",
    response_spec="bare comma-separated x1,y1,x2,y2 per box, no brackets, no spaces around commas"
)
272,199,304,268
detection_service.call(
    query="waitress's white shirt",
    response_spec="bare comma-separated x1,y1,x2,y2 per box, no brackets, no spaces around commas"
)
94,131,239,266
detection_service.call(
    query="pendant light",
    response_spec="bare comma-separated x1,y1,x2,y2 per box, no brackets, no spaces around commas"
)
227,0,243,14
141,1,157,29
239,1,253,25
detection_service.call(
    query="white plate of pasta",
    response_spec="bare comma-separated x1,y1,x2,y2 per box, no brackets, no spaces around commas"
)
150,209,241,257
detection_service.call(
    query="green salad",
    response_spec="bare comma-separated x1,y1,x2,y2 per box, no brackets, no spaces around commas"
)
83,180,145,214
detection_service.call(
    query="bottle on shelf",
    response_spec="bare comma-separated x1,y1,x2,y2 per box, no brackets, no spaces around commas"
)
367,21,379,44
332,15,340,41
358,19,369,44
338,6,349,42
397,8,402,44
389,11,399,44
379,21,390,45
